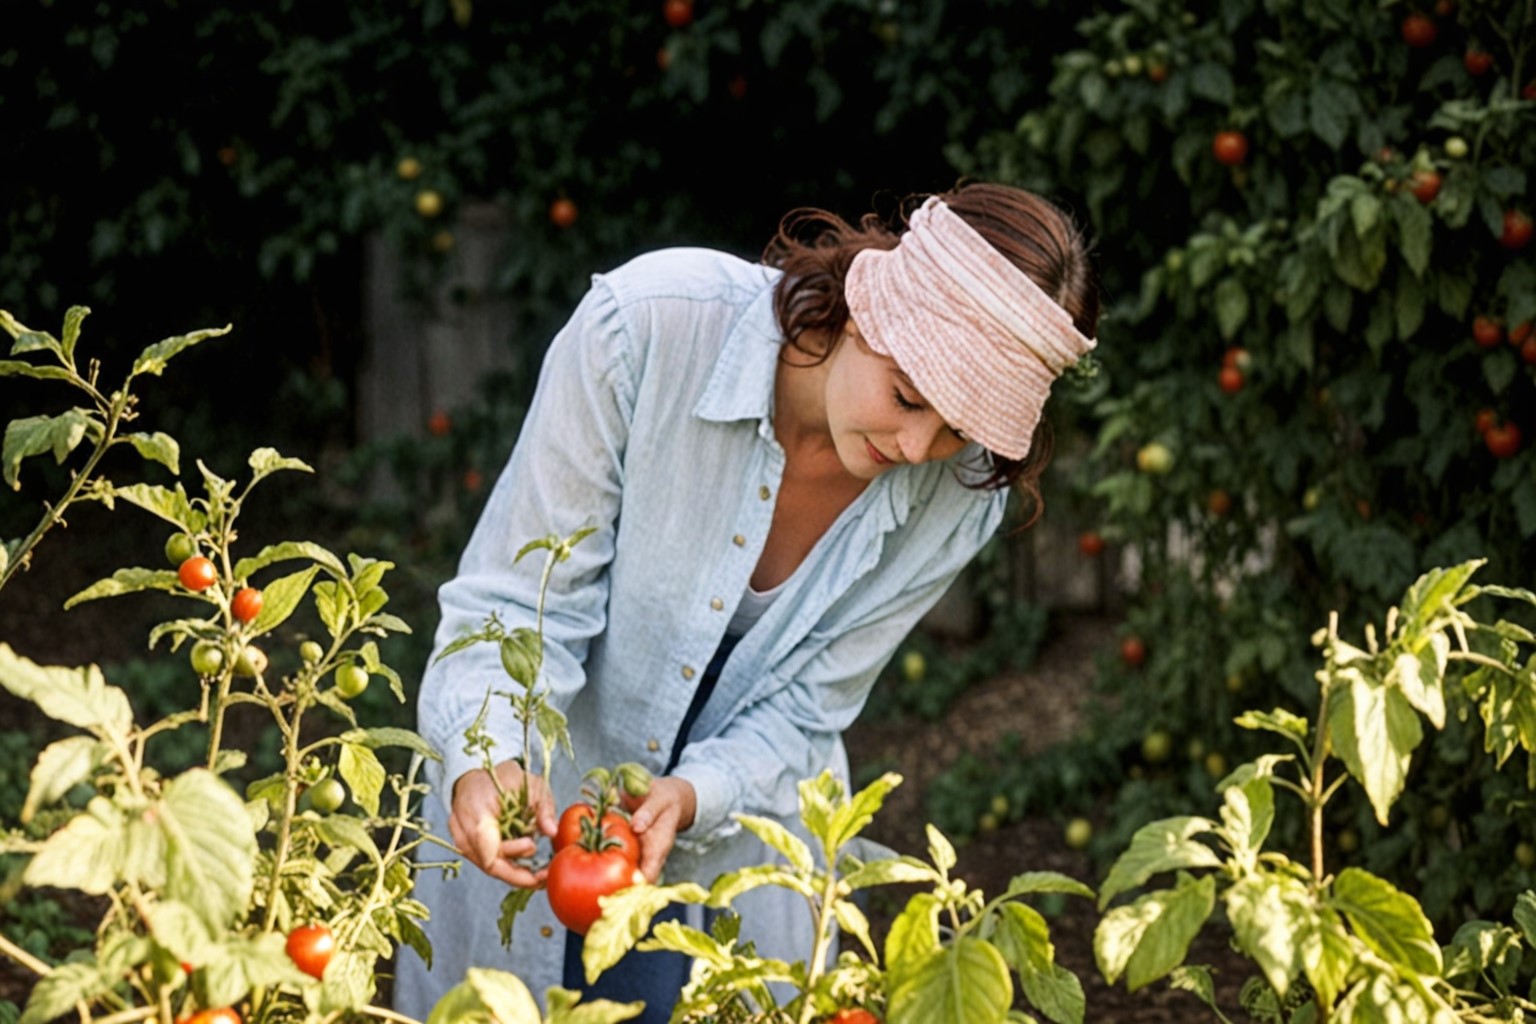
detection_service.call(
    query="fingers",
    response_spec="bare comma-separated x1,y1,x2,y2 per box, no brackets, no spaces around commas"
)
448,764,550,888
629,776,696,882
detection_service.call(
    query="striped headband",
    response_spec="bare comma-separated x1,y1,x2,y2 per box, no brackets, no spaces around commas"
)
843,195,1096,460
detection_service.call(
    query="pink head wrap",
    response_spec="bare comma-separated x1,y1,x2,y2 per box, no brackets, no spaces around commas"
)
843,195,1097,460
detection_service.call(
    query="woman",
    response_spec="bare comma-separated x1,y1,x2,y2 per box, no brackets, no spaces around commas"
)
395,181,1099,1020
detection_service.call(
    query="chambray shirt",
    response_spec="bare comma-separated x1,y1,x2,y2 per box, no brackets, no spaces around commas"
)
397,247,1007,1014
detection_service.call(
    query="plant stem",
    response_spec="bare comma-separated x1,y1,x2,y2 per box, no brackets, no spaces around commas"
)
261,699,305,935
0,929,53,976
795,870,842,1024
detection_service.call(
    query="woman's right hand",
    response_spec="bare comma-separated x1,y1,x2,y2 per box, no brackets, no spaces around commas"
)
448,760,557,889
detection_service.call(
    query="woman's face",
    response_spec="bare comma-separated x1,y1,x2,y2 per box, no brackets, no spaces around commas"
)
822,319,971,480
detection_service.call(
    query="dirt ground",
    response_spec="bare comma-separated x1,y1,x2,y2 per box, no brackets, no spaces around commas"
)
845,613,1254,1023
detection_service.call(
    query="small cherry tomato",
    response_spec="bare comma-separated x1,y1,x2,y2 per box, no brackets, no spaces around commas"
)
1486,422,1523,459
1501,210,1533,250
234,644,267,678
1475,408,1498,435
1401,12,1437,48
1212,130,1248,166
1218,366,1244,393
299,640,325,665
285,923,335,979
1472,316,1504,348
549,198,578,229
179,556,218,592
1120,635,1147,667
663,0,693,29
829,1010,881,1024
1408,169,1441,204
178,1009,241,1024
1463,49,1494,76
1077,531,1105,557
1206,489,1233,517
164,533,197,566
306,778,347,814
231,587,263,624
190,640,225,677
334,664,370,699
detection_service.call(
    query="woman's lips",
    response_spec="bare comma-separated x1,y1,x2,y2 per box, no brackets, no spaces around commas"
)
866,439,892,465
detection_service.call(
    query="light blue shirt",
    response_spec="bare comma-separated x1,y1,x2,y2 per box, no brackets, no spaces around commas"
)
399,247,1007,1011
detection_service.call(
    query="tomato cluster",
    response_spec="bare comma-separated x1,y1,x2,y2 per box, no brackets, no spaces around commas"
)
547,802,644,934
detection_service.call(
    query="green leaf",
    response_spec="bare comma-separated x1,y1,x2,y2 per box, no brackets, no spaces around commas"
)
248,446,313,480
1300,906,1353,1008
734,813,814,873
22,736,107,823
0,360,74,381
1020,961,1085,1024
583,883,709,982
888,936,1013,1024
59,306,88,363
1217,777,1274,865
339,742,386,816
3,409,99,489
500,629,543,688
1004,871,1095,900
544,986,646,1024
841,855,939,891
64,566,181,608
1351,193,1382,238
1308,81,1352,150
1514,891,1536,947
24,803,127,893
123,431,180,475
1095,874,1216,991
246,565,320,637
161,769,259,928
339,726,441,762
130,324,232,378
1389,639,1448,729
832,896,877,960
315,813,381,864
885,891,942,981
0,646,132,737
707,863,810,906
146,899,217,968
96,482,203,530
234,540,348,580
1224,872,1311,995
1328,674,1420,825
2,312,62,357
1166,966,1224,1020
826,771,901,853
1214,278,1250,341
203,931,314,1010
1330,867,1440,975
19,962,113,1024
1392,199,1432,277
926,822,957,873
1394,273,1425,340
1097,817,1220,909
992,901,1053,975
1236,708,1309,743
1477,658,1536,768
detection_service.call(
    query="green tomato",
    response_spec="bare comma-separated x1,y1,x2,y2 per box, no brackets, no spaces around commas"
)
1136,442,1175,474
306,778,347,814
234,644,267,678
1141,729,1174,764
334,664,370,699
1064,817,1093,850
1443,135,1468,159
299,641,325,665
190,640,225,677
164,533,197,566
901,650,927,683
1517,841,1536,869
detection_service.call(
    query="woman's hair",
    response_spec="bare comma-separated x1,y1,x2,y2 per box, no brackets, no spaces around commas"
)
762,181,1100,521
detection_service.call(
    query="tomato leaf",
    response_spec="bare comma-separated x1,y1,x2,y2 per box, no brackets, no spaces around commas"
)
339,741,386,816
94,481,204,531
1223,872,1311,996
18,961,114,1024
1094,873,1216,991
0,646,132,738
3,409,100,489
130,323,231,378
122,430,180,475
833,896,878,960
1329,673,1421,825
1330,867,1441,976
733,813,813,874
1300,906,1354,1009
991,901,1053,975
22,735,107,824
586,884,709,982
824,770,901,855
202,931,314,1010
314,949,377,1015
146,898,218,968
234,540,348,581
1002,871,1095,900
161,769,260,928
339,726,441,762
1,311,62,358
64,567,181,609
1020,960,1086,1024
708,863,812,906
544,985,645,1023
1096,816,1220,909
246,564,320,637
497,887,535,949
884,891,941,983
925,822,957,873
887,936,1013,1024
0,359,74,381
840,855,937,891
315,812,381,865
24,805,126,894
247,446,313,481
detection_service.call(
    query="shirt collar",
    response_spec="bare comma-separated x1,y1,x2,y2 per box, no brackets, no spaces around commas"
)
693,271,784,425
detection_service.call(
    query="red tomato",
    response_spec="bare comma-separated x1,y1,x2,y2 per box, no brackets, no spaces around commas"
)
549,198,578,229
1211,130,1248,166
463,469,484,492
1218,366,1244,394
1077,531,1106,558
179,1010,241,1024
427,410,452,436
1120,636,1147,668
828,1011,881,1024
1222,346,1251,370
285,923,335,979
1472,316,1504,348
1401,13,1437,48
231,587,263,624
1146,62,1168,83
1475,408,1498,435
178,556,218,592
1486,422,1523,460
1501,210,1533,250
1522,338,1536,365
1206,489,1233,517
1464,49,1494,76
1509,322,1533,346
1408,169,1441,204
547,845,644,935
663,0,693,28
555,804,641,863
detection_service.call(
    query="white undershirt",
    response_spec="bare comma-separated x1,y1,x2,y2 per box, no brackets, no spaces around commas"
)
726,578,788,638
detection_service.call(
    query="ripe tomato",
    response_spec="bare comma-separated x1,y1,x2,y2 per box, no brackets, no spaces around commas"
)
549,198,578,229
555,804,641,863
1509,322,1533,346
1077,531,1106,557
190,640,225,677
1472,316,1504,348
547,845,644,935
463,469,484,492
285,923,335,979
1475,408,1498,435
1401,13,1437,48
1521,338,1536,365
1206,489,1233,517
231,587,263,624
178,1009,241,1024
1146,61,1169,83
1119,635,1147,667
1501,210,1533,250
1218,366,1244,394
828,1010,881,1024
179,556,217,592
427,410,452,436
1463,49,1493,76
1222,346,1251,370
334,664,370,699
1211,130,1248,166
663,0,693,29
1486,422,1523,459
164,533,197,566
1408,169,1441,204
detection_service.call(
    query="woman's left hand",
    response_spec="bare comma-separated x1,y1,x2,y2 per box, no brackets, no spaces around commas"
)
625,775,696,882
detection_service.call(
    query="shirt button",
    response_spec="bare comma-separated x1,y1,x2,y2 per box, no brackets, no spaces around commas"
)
647,738,660,752
540,926,553,938
759,484,771,500
732,534,746,547
682,665,696,680
710,597,724,611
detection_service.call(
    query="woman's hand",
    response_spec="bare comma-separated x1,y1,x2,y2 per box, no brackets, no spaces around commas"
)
449,760,557,888
625,775,696,883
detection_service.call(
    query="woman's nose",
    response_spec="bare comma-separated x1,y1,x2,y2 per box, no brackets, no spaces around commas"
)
899,414,964,464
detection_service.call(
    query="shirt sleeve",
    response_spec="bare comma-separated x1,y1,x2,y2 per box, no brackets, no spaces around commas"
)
416,276,638,800
669,489,1006,840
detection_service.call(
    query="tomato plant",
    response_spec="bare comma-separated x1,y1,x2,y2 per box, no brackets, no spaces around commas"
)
178,555,218,592
165,533,197,566
230,586,262,623
284,923,335,979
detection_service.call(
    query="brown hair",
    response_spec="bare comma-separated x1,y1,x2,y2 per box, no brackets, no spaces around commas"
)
762,181,1100,524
